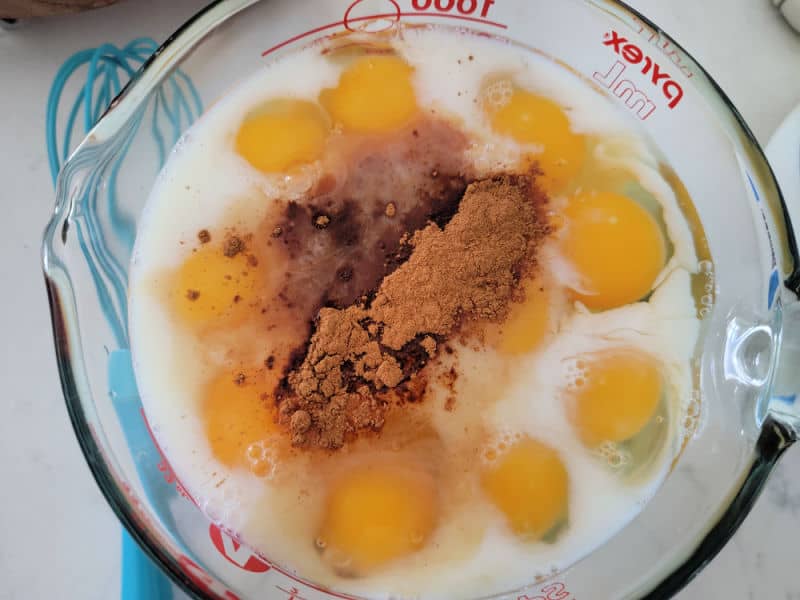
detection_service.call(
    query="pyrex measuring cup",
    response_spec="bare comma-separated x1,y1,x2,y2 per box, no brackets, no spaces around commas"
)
41,0,800,598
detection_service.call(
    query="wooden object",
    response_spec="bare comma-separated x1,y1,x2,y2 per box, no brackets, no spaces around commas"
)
1,0,121,18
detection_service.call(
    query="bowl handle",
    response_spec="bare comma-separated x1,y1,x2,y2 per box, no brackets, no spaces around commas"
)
767,296,800,439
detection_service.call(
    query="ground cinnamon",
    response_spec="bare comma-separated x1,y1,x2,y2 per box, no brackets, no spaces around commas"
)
277,173,549,449
223,235,245,257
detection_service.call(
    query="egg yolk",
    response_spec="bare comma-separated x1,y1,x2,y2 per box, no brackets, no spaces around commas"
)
318,462,438,573
570,350,662,446
235,99,329,173
203,368,277,475
172,244,258,328
500,280,553,355
481,437,569,540
488,88,585,195
562,191,666,310
320,55,418,134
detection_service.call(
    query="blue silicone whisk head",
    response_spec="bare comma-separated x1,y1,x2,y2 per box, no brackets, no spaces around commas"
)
46,37,203,185
46,36,203,600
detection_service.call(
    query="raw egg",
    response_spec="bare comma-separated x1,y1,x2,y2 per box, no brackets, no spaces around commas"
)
569,350,662,446
481,437,569,539
202,367,278,475
235,99,330,173
562,191,666,310
318,461,438,573
320,55,418,134
485,84,585,194
171,243,259,328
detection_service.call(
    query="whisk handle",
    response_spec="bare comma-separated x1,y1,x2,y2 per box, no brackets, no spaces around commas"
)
122,529,173,600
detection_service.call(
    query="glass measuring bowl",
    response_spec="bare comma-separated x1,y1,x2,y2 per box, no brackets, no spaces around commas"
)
41,0,800,598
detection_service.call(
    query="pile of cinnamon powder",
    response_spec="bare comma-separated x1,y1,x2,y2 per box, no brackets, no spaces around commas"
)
276,173,549,449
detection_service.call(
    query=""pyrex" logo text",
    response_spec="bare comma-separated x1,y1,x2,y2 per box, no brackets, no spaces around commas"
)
593,30,684,120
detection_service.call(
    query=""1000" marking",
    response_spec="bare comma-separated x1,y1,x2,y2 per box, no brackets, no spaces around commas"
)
411,0,496,18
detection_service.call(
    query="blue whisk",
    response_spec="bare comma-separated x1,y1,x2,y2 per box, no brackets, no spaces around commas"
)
46,37,202,600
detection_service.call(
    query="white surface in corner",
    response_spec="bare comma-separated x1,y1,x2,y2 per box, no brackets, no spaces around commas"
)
766,104,800,231
2,0,800,599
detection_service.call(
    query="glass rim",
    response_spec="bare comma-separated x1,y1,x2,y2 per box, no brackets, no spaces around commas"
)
42,0,800,598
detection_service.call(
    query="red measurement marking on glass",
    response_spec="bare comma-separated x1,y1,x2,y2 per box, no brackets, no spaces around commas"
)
518,582,574,600
140,407,196,505
209,524,271,573
141,410,357,597
206,525,361,598
345,0,401,32
260,563,362,600
629,15,695,80
275,586,308,600
179,554,241,600
261,9,507,57
599,30,684,109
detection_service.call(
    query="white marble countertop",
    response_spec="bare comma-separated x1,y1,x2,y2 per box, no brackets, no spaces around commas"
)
1,0,799,598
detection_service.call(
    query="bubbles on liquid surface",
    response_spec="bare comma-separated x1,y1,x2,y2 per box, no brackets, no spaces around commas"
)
482,79,514,112
246,440,277,479
563,358,588,392
481,431,524,466
698,259,715,318
201,487,242,527
680,390,704,442
593,441,632,471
